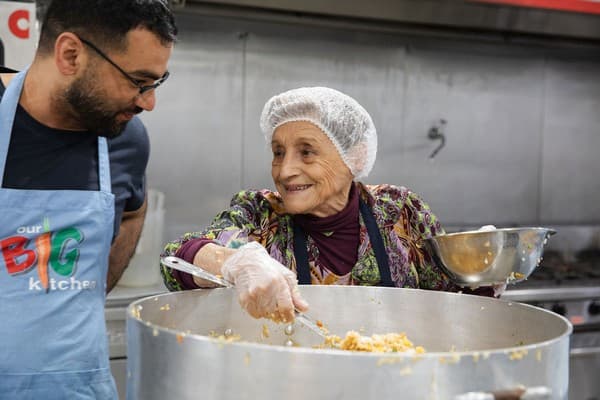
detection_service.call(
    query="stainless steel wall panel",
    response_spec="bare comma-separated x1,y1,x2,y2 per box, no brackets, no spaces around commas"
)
242,33,407,191
140,18,245,231
138,14,600,243
397,47,545,225
540,59,600,223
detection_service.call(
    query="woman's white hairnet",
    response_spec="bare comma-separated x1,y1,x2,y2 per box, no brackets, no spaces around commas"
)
259,87,377,179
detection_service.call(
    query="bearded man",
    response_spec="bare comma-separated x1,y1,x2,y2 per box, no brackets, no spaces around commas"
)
0,1,177,398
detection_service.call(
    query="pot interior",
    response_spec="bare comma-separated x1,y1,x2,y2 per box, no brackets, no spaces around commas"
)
129,286,571,354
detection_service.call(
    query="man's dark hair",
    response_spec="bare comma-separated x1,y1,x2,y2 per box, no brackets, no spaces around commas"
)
38,0,178,54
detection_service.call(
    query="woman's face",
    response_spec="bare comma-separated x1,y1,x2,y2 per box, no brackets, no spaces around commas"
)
271,121,354,217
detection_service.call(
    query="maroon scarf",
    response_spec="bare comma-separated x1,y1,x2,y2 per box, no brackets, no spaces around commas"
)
293,183,360,276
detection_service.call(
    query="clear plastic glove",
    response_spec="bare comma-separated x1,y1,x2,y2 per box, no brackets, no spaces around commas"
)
221,242,309,322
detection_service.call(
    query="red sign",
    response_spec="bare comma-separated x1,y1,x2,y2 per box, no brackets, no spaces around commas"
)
0,1,37,69
469,0,600,15
8,9,29,39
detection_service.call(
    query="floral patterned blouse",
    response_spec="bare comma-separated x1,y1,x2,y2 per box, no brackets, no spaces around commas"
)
161,182,462,293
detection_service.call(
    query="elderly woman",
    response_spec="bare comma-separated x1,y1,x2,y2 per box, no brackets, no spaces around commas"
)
161,87,493,322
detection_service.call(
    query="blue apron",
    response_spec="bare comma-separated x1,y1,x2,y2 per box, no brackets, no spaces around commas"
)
0,70,117,399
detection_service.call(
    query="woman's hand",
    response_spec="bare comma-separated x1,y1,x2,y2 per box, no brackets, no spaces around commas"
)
221,242,309,322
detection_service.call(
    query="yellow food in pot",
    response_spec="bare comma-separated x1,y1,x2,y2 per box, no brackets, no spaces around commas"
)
207,327,425,354
323,331,425,354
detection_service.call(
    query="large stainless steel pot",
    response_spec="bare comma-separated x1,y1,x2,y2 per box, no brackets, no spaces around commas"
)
126,286,572,399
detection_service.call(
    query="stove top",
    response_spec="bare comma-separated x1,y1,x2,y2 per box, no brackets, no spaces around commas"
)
502,249,600,326
513,249,600,289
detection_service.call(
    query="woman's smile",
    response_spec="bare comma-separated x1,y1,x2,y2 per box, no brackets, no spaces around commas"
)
284,184,313,193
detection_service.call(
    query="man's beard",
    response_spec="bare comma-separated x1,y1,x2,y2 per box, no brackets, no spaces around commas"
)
65,74,142,139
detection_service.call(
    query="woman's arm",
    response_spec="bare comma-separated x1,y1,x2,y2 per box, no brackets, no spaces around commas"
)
190,243,237,287
160,189,276,291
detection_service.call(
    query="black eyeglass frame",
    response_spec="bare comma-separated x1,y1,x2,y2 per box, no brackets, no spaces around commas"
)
79,37,170,95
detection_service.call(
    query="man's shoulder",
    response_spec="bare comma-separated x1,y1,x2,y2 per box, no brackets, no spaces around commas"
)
107,116,150,162
107,116,149,184
109,116,149,148
108,117,149,213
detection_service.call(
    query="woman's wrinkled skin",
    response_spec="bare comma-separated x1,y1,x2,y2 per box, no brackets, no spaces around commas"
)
271,121,354,218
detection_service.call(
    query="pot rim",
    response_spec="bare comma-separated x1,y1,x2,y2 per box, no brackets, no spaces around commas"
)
127,287,572,359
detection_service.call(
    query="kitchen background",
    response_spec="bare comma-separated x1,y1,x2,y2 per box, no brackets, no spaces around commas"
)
133,3,600,398
2,0,600,398
145,4,600,245
14,0,599,252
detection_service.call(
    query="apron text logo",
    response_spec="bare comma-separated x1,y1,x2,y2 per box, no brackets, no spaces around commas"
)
29,277,96,291
0,227,83,277
16,225,43,234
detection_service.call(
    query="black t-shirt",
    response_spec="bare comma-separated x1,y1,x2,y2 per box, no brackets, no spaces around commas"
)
0,78,149,241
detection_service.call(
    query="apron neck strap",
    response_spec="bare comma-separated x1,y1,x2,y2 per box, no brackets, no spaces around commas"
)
358,198,394,287
97,137,111,194
293,222,311,285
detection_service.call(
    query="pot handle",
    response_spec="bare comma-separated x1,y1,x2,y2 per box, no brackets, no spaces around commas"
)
454,386,551,400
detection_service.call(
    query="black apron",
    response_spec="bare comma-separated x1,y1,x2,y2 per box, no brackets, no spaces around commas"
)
293,198,394,287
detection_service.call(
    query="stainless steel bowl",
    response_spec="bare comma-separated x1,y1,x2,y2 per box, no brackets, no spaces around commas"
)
422,227,556,287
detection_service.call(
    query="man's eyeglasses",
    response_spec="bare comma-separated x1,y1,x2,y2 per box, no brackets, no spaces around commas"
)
79,37,169,95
